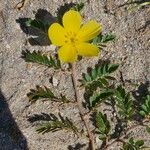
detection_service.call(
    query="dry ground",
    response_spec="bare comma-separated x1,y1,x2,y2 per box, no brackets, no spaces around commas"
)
0,0,150,150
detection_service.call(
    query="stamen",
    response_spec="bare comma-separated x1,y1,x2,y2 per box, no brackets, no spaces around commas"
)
65,31,78,44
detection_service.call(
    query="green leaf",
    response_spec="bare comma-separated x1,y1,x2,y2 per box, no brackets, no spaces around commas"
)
115,85,126,99
92,35,102,45
99,78,109,86
36,113,78,134
104,76,116,80
84,74,92,82
135,140,144,147
90,89,114,107
22,50,61,69
91,68,97,80
122,138,145,150
27,86,56,102
129,137,134,144
25,18,49,33
139,95,150,118
141,105,148,113
96,113,106,133
96,112,110,139
92,32,116,46
108,64,119,73
123,143,134,150
139,110,146,117
146,95,150,108
101,33,116,43
80,63,119,88
123,143,130,150
72,2,85,12
27,86,69,103
114,86,134,121
102,63,108,75
99,134,107,141
146,126,150,134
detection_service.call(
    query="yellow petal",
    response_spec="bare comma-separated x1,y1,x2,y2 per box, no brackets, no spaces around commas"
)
63,10,82,32
48,23,66,46
77,20,102,42
58,44,77,63
76,43,99,57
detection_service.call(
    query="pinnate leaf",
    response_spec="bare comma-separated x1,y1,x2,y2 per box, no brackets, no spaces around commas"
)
92,32,116,46
80,63,119,88
22,50,61,69
90,89,114,107
72,2,85,12
25,18,49,33
140,95,150,117
36,113,78,134
96,112,110,140
27,86,69,103
114,86,134,121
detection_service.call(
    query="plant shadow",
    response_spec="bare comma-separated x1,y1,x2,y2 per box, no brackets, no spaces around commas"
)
132,81,150,121
16,2,76,46
27,112,57,123
16,9,56,46
0,90,28,150
132,81,149,102
105,99,124,139
56,2,76,24
67,142,86,150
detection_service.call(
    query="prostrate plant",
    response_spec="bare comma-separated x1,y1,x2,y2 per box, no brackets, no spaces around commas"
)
19,2,150,150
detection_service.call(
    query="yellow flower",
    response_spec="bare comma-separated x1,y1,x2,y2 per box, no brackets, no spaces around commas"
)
48,10,102,63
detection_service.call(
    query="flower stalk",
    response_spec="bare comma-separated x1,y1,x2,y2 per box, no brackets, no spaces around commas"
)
71,63,95,150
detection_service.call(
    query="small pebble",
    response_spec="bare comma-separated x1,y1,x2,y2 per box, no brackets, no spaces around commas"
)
6,44,10,49
52,77,59,87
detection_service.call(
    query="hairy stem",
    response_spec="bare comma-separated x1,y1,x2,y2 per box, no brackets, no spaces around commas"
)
71,63,95,150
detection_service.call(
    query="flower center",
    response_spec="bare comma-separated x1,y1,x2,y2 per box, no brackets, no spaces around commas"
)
64,31,78,45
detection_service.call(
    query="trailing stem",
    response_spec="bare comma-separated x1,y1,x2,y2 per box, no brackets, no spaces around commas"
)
71,63,95,150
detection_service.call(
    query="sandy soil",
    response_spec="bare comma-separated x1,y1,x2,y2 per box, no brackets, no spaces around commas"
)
0,0,150,149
